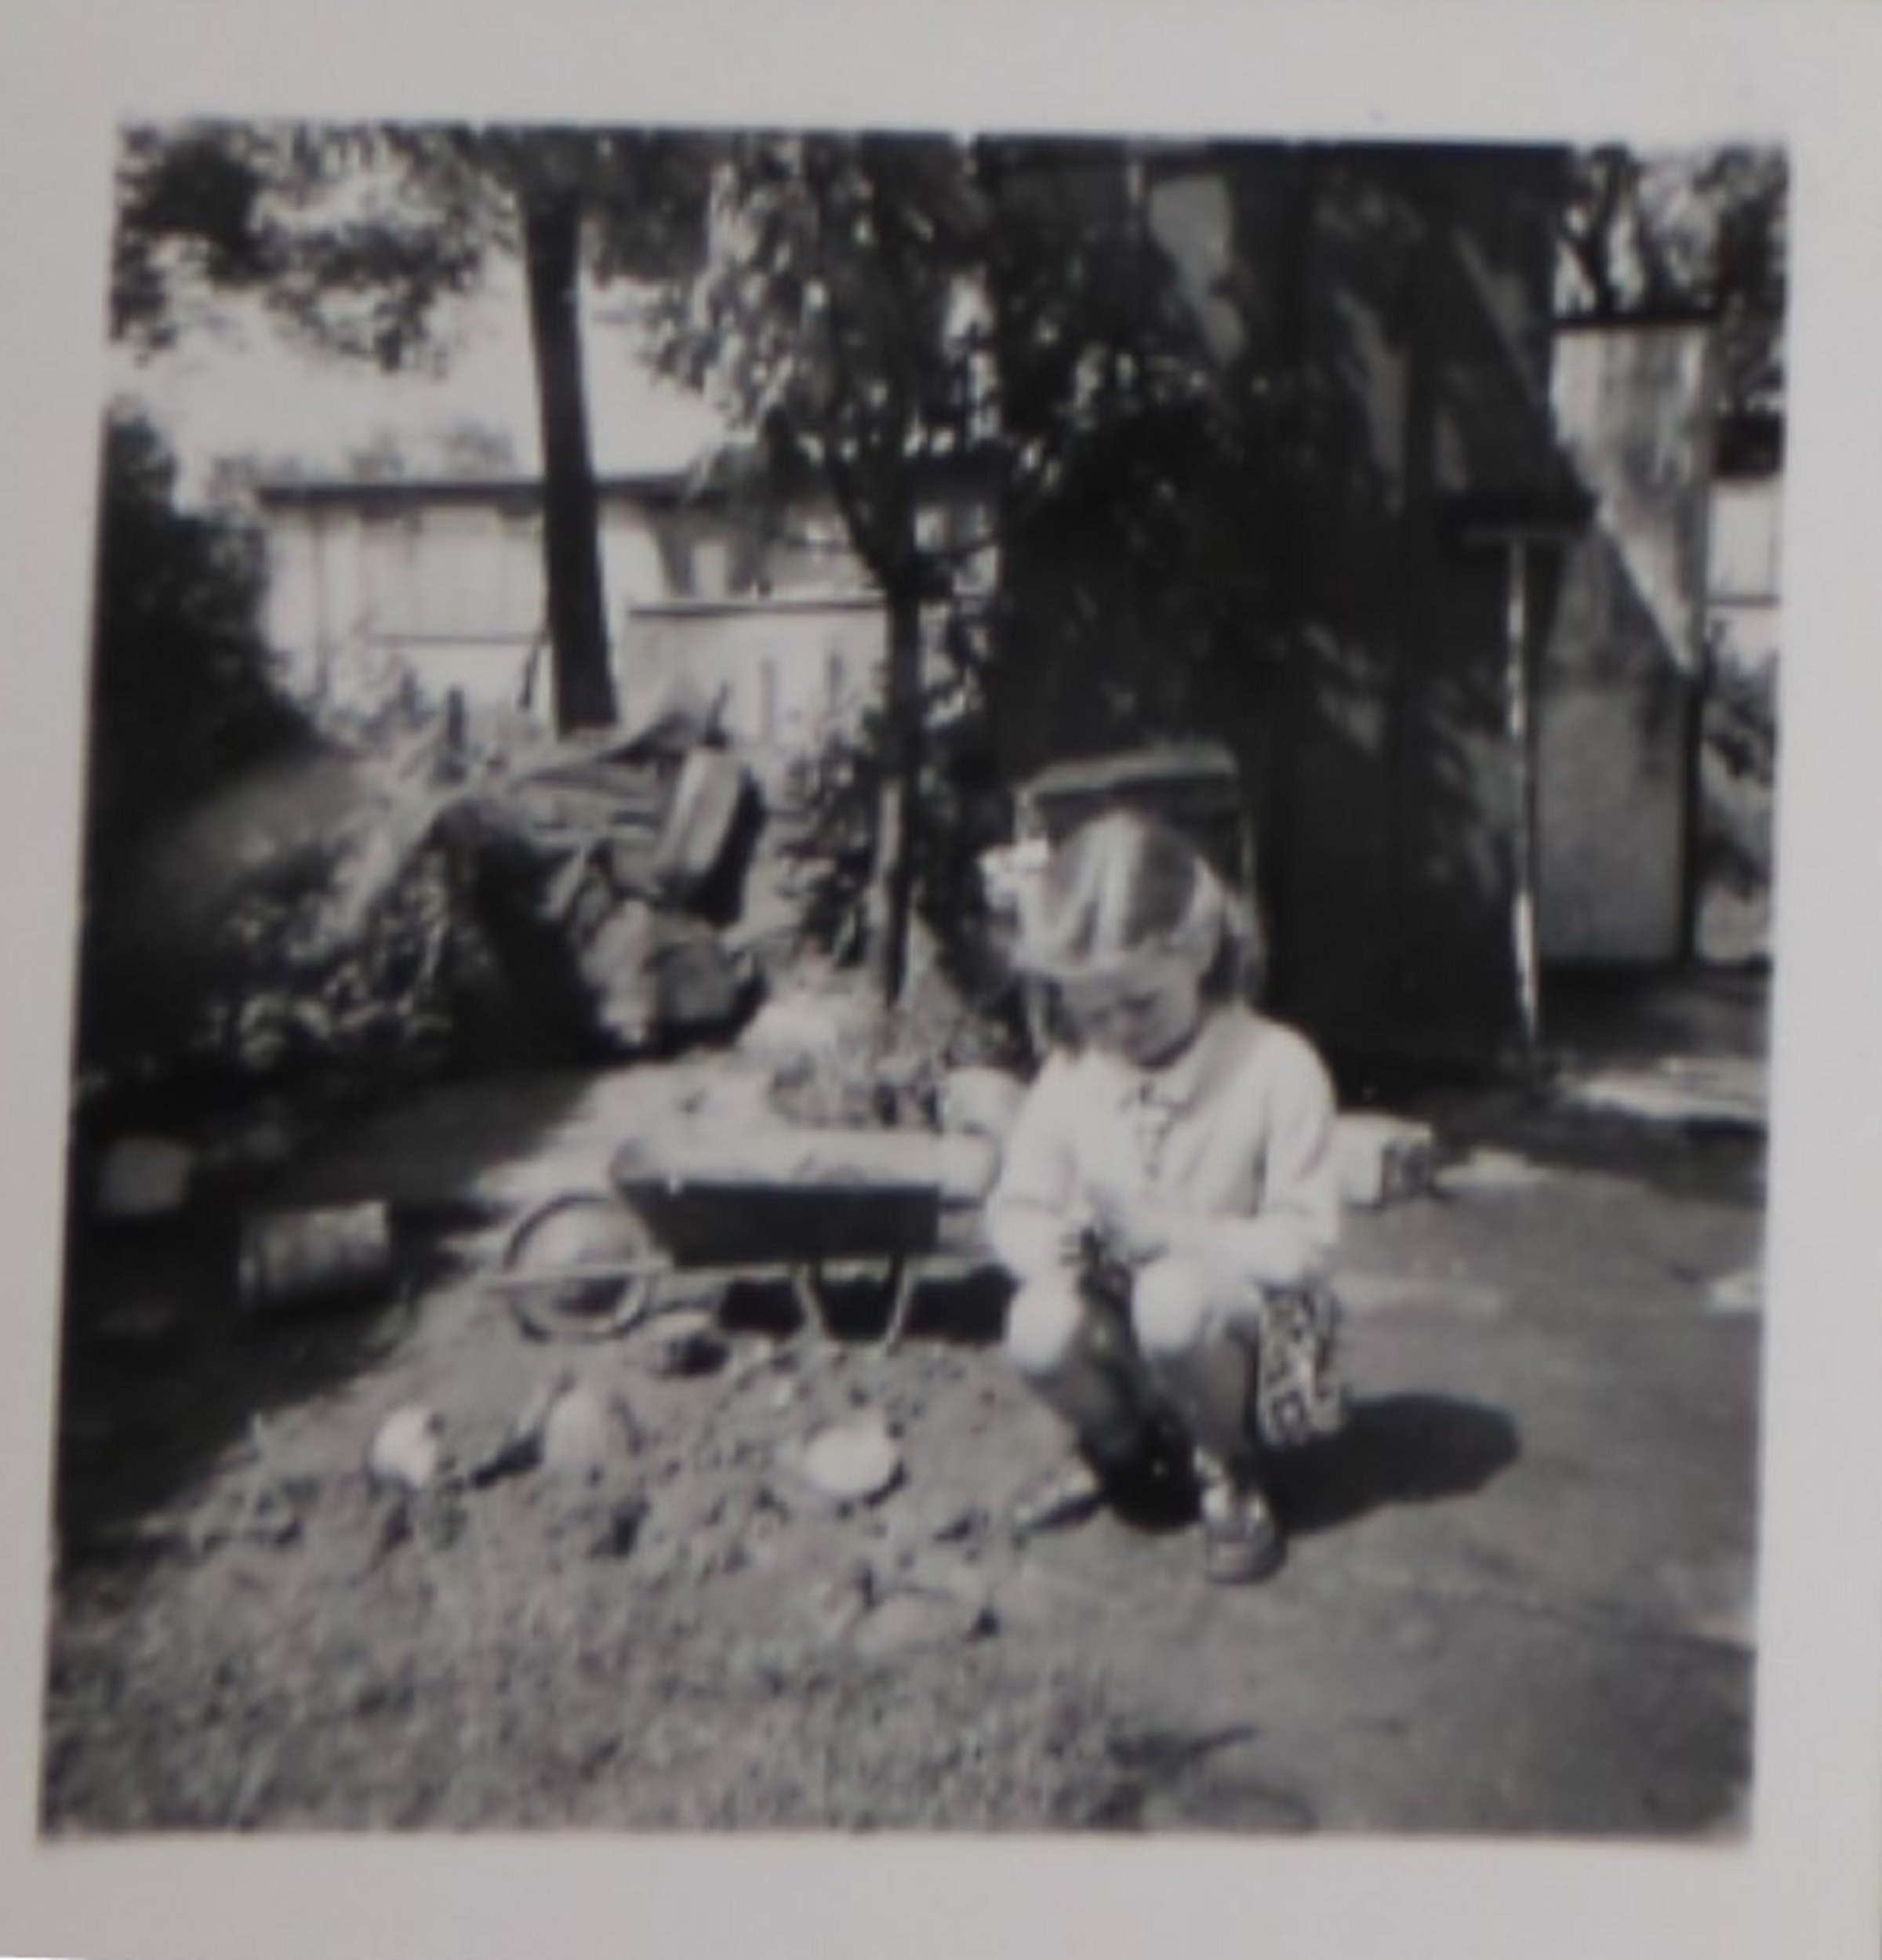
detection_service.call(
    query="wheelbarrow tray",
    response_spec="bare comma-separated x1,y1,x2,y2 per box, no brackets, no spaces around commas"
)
609,1127,946,1269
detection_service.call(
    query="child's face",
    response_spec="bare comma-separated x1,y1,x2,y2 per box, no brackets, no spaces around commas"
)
1059,953,1207,1069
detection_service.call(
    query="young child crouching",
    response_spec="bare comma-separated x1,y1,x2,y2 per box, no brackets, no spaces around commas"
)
986,810,1347,1584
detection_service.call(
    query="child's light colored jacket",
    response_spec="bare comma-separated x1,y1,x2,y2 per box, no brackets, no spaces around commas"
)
986,1004,1340,1293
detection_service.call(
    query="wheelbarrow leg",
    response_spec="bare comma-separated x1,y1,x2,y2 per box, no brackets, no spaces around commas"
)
790,1258,921,1346
881,1259,918,1353
790,1264,839,1342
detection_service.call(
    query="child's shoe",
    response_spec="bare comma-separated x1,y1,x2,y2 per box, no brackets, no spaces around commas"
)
1012,1455,1108,1537
1197,1458,1284,1584
1012,1422,1191,1537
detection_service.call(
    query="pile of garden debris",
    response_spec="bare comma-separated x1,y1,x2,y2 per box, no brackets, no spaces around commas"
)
414,683,768,1060
185,681,772,1097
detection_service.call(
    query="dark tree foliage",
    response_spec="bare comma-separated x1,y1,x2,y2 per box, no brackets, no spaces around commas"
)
1558,145,1787,472
112,125,489,370
85,408,309,876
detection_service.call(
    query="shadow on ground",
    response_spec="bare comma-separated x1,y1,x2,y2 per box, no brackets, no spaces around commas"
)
717,1287,1523,1544
1273,1393,1520,1534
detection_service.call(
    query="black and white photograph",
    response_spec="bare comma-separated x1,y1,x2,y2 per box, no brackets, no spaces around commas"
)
41,115,1787,1840
2,5,1881,1958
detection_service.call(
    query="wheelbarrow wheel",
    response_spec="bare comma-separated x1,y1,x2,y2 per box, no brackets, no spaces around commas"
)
497,1191,662,1341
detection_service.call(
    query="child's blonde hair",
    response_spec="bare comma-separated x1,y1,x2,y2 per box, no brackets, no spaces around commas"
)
1016,809,1257,1005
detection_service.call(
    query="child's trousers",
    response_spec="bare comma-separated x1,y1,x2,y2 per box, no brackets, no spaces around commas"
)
1005,1256,1269,1472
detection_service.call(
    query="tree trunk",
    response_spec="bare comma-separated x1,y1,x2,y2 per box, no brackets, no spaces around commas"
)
865,584,925,1004
1250,149,1320,1011
522,190,616,733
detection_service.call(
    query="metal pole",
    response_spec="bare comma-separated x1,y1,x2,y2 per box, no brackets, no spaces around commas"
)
1506,541,1541,1060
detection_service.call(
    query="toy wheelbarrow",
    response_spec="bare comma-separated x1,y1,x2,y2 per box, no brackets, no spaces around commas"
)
485,1128,996,1352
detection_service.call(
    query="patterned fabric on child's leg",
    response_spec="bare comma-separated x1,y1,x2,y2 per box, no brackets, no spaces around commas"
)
1251,1283,1349,1450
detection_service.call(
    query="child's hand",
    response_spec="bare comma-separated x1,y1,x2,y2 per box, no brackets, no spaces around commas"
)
1083,1182,1172,1270
1055,1218,1095,1271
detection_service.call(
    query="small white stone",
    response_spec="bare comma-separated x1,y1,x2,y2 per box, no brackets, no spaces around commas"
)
801,1417,903,1506
541,1381,630,1482
368,1405,445,1493
852,1583,995,1657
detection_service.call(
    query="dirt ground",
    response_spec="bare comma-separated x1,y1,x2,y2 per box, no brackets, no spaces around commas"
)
39,1033,1765,1838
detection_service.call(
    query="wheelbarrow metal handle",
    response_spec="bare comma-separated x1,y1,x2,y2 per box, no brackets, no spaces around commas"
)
485,1254,675,1294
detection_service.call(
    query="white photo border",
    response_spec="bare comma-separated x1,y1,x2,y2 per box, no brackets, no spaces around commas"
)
3,4,1880,1957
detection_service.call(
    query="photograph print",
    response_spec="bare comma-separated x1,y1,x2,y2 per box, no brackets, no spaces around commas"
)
42,118,1783,1838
